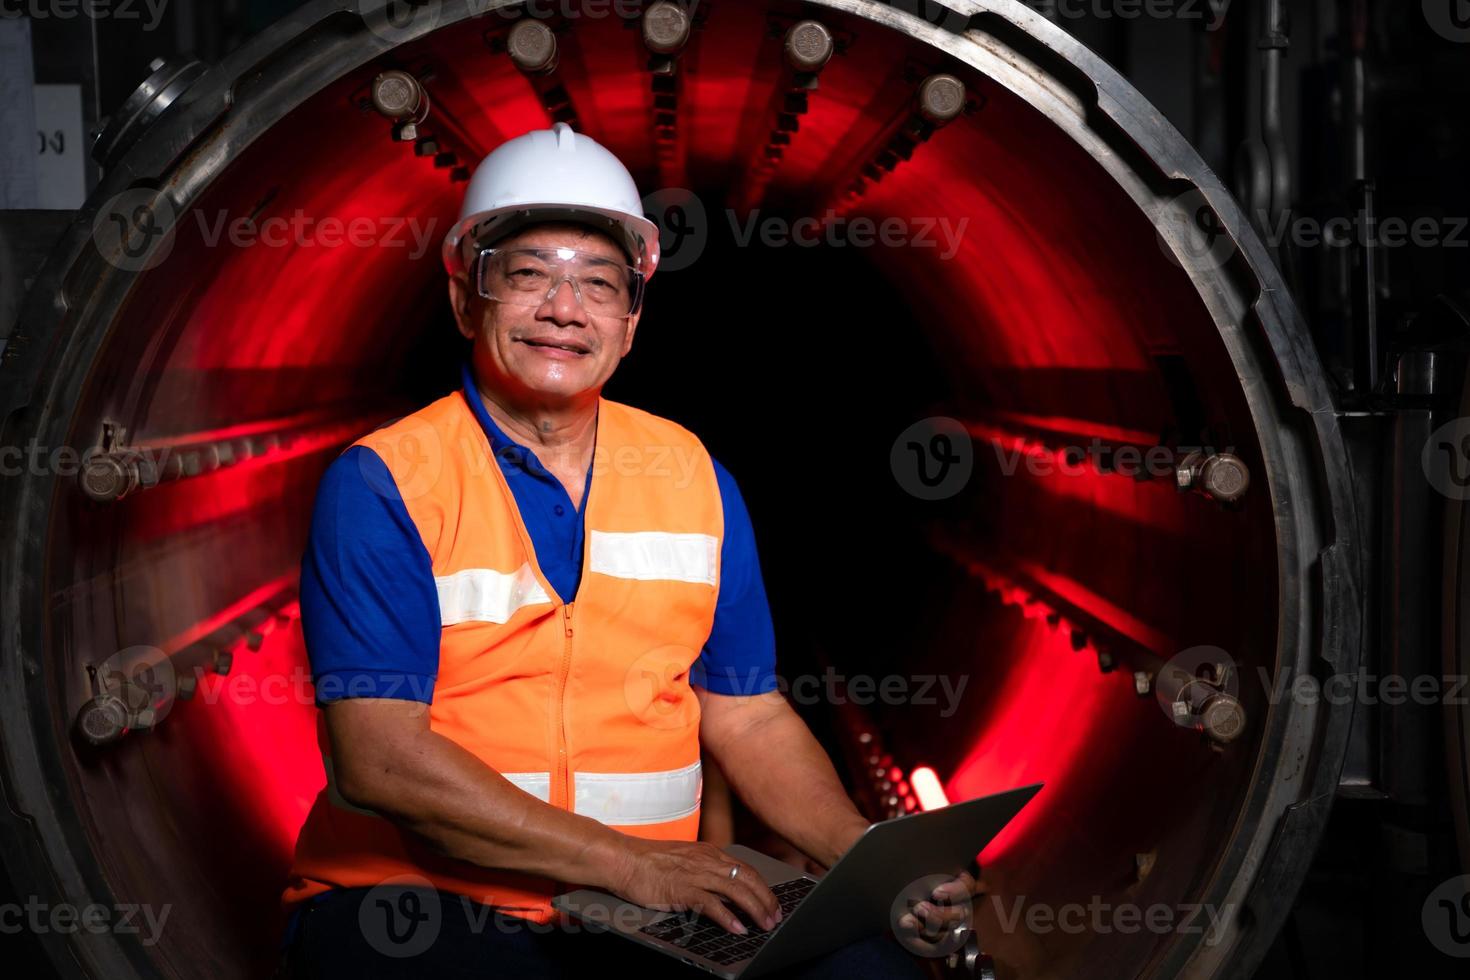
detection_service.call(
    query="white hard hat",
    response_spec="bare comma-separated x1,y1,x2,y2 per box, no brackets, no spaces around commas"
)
441,122,660,283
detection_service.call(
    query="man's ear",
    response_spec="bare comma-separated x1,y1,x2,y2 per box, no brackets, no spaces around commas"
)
449,273,475,341
620,310,640,357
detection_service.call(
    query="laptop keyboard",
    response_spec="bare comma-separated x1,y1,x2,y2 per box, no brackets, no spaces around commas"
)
638,876,817,965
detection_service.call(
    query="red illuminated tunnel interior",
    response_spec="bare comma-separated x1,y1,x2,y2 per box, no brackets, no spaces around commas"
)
4,4,1361,980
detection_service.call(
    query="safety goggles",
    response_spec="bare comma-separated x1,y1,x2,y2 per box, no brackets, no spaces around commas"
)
473,245,646,318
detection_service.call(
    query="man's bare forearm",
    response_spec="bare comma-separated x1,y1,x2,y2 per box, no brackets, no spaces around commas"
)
711,703,870,869
340,727,631,890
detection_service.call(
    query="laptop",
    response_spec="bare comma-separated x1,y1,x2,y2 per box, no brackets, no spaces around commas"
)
551,783,1042,978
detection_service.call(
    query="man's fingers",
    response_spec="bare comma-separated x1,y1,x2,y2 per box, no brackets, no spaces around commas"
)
711,864,781,930
693,892,750,936
930,871,976,901
914,900,968,930
898,911,955,946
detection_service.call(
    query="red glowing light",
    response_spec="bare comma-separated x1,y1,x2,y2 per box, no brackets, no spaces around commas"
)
909,766,950,811
944,619,1129,861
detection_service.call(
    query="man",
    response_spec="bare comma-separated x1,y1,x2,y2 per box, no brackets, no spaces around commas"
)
277,123,973,977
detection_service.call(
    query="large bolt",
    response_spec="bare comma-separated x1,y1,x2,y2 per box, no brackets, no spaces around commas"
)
1177,451,1251,502
371,70,423,120
79,452,140,503
917,73,966,124
784,20,834,73
76,695,131,746
1157,657,1246,744
642,0,691,55
371,70,427,141
1199,453,1250,502
1200,693,1247,743
508,19,558,75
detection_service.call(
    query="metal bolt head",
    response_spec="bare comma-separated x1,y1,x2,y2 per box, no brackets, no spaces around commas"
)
643,0,691,54
918,73,966,123
77,695,130,746
508,19,558,74
80,453,137,503
784,20,834,72
1200,453,1251,502
1201,695,1246,743
371,70,422,120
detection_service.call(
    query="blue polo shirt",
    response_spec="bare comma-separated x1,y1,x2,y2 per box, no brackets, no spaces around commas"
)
298,360,779,705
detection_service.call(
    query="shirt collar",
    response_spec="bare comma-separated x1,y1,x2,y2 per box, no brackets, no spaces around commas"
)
460,360,515,454
458,363,599,479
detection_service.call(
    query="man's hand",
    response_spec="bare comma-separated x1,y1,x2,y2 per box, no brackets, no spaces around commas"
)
607,837,784,936
895,867,982,953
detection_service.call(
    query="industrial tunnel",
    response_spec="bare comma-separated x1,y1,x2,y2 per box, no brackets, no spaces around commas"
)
0,2,1362,980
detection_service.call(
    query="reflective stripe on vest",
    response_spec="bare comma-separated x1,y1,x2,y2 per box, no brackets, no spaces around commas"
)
588,530,719,585
323,754,702,826
435,562,553,626
430,529,720,626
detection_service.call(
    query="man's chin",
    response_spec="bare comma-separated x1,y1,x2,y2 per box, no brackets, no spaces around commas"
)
511,370,598,401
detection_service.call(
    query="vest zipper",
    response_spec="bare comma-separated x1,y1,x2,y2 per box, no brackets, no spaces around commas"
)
557,602,574,816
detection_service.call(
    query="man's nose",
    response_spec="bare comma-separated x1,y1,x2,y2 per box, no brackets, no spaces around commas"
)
541,277,588,324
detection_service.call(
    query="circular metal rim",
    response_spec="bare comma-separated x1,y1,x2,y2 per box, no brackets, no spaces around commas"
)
0,2,1362,979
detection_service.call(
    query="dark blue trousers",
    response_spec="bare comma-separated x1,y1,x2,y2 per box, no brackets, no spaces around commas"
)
278,885,935,979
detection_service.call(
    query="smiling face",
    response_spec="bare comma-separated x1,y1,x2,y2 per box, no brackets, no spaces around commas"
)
449,221,641,409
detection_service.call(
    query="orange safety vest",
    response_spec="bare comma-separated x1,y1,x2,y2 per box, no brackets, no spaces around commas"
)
281,386,723,923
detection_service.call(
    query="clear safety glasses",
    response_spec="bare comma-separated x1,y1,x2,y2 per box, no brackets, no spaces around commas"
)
474,245,645,319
